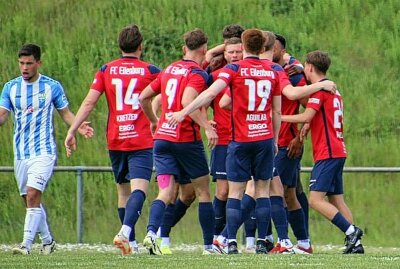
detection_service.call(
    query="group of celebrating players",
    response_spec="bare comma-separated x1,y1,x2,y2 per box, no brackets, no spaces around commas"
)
1,22,364,256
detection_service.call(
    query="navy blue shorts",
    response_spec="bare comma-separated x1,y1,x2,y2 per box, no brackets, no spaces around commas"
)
153,139,209,184
274,147,302,188
310,158,346,195
109,149,153,184
226,139,274,182
210,145,228,181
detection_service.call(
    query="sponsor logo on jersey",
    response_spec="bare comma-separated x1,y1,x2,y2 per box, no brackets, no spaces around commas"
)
308,98,320,104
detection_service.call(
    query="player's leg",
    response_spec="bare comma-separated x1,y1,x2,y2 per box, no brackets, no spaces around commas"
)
242,179,256,253
38,203,56,255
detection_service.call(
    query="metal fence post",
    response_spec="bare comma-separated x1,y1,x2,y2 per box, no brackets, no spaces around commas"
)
76,167,83,243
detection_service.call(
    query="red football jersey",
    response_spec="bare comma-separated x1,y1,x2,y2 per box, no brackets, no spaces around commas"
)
217,57,282,142
91,56,160,150
150,59,208,142
306,89,347,161
279,57,307,146
210,70,231,145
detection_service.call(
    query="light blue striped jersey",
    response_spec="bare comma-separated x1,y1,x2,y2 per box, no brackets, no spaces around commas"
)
0,74,69,160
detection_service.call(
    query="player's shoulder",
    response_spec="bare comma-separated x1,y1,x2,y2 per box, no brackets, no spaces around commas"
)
3,76,22,89
40,74,62,87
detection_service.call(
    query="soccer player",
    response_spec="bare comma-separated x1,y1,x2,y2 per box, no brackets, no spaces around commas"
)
139,28,217,255
281,50,364,254
168,29,336,254
64,25,160,255
0,44,93,255
272,33,311,253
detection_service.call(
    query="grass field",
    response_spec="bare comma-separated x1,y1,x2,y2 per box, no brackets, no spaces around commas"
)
1,244,400,269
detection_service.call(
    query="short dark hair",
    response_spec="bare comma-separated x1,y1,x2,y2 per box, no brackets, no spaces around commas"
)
274,33,286,49
305,50,331,74
241,29,266,55
263,31,276,51
224,37,242,46
118,24,143,53
222,24,245,39
184,28,208,50
18,44,41,61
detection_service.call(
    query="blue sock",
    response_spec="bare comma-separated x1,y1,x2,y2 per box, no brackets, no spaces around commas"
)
171,198,190,227
297,191,309,236
270,196,288,240
331,212,351,233
221,225,228,238
117,208,125,224
244,208,256,237
288,208,308,240
160,203,175,237
255,198,271,239
241,194,256,223
226,198,241,240
147,199,166,234
213,197,227,235
199,202,215,245
123,190,146,227
267,218,272,236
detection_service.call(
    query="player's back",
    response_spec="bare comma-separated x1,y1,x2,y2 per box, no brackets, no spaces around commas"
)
152,59,208,143
91,57,160,151
307,89,347,161
218,57,281,142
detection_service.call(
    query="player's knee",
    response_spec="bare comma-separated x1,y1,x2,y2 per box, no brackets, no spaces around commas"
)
216,187,228,200
26,187,41,207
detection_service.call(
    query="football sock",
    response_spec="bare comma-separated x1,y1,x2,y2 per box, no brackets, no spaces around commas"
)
161,237,170,247
38,204,52,244
117,208,125,224
331,212,352,233
255,197,271,239
244,208,256,238
246,237,255,248
23,208,42,250
171,198,190,227
199,202,215,246
297,191,309,236
226,198,241,240
213,197,227,236
288,208,308,240
160,203,175,237
147,199,166,234
241,194,255,223
270,196,289,240
123,190,146,234
345,225,356,236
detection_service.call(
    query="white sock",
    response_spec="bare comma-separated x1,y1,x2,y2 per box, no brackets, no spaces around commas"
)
38,204,52,244
345,225,355,236
355,239,361,246
161,237,170,247
265,234,274,243
22,208,42,250
129,240,138,248
217,235,226,244
147,230,156,238
228,239,237,243
297,239,311,249
120,225,132,238
246,237,255,248
156,227,161,237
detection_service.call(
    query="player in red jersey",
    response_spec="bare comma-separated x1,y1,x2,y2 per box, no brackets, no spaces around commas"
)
140,28,218,255
169,29,336,254
281,50,364,254
65,25,160,255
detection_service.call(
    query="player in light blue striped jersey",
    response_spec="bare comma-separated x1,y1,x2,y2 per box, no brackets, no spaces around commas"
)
0,44,93,255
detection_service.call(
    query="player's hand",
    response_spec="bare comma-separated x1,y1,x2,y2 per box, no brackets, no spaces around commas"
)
283,53,291,64
150,120,158,135
299,123,310,142
285,64,304,76
77,121,94,138
209,120,217,129
167,111,185,128
319,80,337,94
287,136,303,159
64,132,77,157
205,127,218,150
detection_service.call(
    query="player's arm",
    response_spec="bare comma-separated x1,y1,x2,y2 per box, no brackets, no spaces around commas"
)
219,93,232,110
182,86,218,149
151,94,162,117
0,107,9,125
282,81,336,101
272,95,282,152
139,84,159,134
205,44,225,65
281,108,317,123
168,79,227,126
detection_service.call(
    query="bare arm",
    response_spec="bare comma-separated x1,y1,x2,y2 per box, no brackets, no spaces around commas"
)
281,108,317,123
205,44,225,64
0,107,9,126
282,80,336,101
139,85,159,134
168,79,227,126
219,93,232,110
